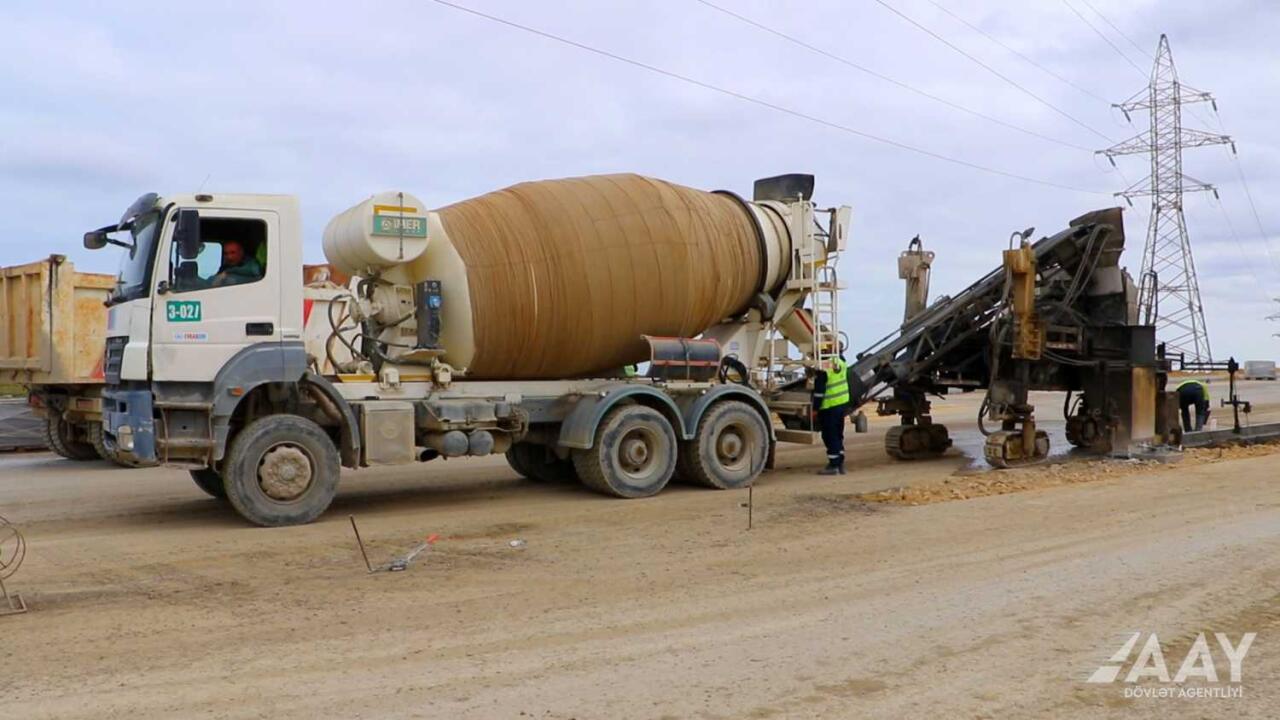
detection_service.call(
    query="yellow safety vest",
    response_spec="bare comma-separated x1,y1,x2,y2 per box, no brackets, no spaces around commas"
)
1176,379,1210,401
820,360,851,410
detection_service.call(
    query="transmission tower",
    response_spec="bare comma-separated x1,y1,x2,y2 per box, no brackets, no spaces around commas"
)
1099,34,1233,364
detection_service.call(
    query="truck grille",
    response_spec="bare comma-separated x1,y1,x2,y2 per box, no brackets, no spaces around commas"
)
104,336,126,384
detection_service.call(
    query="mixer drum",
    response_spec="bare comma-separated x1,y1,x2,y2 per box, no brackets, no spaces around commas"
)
426,174,767,379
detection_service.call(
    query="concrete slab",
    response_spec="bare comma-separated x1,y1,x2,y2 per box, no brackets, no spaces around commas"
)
1182,421,1280,448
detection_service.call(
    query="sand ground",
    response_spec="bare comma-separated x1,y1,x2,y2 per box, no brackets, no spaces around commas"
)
2,382,1278,718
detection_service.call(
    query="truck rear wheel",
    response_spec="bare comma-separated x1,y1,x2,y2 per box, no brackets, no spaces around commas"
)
43,416,98,461
506,443,577,483
189,468,228,499
222,415,340,527
677,400,769,489
573,405,676,499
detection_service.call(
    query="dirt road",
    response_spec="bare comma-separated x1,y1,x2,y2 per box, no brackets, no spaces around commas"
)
3,389,1278,718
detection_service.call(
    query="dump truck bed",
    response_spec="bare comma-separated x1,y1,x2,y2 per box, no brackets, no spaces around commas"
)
0,256,113,386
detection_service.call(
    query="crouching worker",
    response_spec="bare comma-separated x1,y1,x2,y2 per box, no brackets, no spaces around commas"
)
813,355,851,475
1176,378,1211,432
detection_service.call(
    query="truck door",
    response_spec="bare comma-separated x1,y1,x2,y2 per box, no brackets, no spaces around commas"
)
151,208,282,381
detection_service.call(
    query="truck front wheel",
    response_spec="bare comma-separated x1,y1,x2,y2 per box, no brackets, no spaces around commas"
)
222,415,340,527
573,405,676,499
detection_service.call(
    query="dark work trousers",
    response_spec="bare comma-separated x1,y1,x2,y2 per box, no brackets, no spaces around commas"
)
1178,384,1210,432
818,406,847,469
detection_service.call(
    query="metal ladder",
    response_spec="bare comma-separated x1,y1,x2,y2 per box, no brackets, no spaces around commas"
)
782,200,839,363
812,264,839,366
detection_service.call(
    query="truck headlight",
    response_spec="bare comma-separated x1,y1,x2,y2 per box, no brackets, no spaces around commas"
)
117,425,134,452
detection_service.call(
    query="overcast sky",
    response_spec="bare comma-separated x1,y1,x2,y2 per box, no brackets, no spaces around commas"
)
2,0,1277,360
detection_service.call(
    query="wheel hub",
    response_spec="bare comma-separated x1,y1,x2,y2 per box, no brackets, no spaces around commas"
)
621,435,651,469
716,430,744,463
258,444,314,501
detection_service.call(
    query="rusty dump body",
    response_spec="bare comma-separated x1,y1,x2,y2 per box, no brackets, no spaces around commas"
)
0,255,113,387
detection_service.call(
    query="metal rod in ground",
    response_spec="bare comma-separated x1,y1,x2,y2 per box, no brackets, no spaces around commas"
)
0,576,26,616
748,485,753,531
349,515,373,573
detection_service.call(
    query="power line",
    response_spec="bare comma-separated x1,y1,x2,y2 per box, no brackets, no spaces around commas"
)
1074,0,1152,60
1203,112,1276,256
1225,143,1280,278
425,0,1107,194
1206,193,1272,302
923,0,1111,105
1060,0,1145,75
1191,105,1280,278
694,0,1093,151
871,0,1115,143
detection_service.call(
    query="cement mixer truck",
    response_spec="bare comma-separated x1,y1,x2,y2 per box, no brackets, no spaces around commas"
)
81,173,849,526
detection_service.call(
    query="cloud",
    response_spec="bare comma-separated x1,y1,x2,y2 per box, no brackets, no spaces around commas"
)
0,0,1277,358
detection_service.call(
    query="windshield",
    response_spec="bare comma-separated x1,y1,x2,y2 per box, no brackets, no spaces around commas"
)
108,210,162,306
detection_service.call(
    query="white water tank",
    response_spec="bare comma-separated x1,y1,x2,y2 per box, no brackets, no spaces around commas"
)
323,191,430,276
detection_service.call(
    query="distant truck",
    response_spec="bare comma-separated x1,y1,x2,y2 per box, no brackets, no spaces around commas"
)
1243,360,1277,381
0,256,124,462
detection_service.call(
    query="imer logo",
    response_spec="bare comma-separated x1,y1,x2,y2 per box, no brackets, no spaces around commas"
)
1087,632,1256,700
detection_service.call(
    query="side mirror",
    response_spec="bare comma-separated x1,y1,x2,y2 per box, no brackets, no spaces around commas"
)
174,209,201,260
83,231,108,250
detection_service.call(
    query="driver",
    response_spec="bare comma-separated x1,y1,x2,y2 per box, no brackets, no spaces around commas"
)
209,239,262,287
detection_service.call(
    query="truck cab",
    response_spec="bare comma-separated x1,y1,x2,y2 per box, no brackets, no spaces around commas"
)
88,193,310,469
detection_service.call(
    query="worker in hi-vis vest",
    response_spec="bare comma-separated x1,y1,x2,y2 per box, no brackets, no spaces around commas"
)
812,355,852,475
1176,378,1211,432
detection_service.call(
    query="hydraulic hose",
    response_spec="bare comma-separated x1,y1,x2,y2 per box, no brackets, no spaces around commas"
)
977,395,993,437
